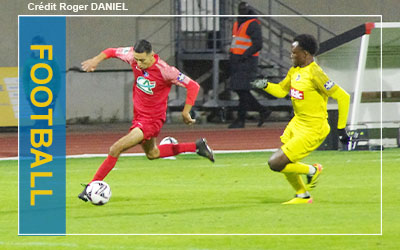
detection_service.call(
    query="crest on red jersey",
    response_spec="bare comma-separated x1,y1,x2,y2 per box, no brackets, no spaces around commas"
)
137,76,156,95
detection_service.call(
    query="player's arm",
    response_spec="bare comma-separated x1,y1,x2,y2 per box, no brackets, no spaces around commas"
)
81,52,108,72
251,72,291,98
330,86,350,129
330,86,351,144
182,104,195,125
181,79,200,125
312,67,351,144
164,66,200,125
81,47,133,72
264,82,290,98
312,68,350,129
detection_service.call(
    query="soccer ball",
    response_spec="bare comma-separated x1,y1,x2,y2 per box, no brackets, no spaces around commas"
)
86,181,112,206
159,136,178,160
159,136,178,145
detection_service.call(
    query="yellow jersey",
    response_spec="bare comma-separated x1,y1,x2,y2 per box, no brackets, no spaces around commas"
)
265,61,349,128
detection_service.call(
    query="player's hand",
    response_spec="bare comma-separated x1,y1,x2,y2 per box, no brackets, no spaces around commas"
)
81,58,99,72
182,111,196,125
250,78,268,89
338,128,350,144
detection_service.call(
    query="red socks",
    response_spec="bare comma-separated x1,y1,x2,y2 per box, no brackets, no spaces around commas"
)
90,143,196,183
91,155,118,182
158,143,196,158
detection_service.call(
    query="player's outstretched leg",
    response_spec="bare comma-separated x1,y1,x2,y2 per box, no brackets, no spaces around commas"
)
78,183,89,202
196,138,215,162
306,163,323,191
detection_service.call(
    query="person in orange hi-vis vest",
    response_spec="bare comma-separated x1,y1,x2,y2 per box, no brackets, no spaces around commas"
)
228,1,271,129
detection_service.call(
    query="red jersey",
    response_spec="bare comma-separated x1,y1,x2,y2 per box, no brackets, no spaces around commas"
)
102,47,199,122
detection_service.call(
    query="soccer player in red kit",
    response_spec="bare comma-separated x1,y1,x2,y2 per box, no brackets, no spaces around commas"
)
78,39,214,202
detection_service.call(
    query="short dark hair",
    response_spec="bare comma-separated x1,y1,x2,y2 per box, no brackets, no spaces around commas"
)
134,39,152,54
293,34,319,56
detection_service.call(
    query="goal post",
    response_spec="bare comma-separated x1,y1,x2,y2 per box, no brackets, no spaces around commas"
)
317,22,400,148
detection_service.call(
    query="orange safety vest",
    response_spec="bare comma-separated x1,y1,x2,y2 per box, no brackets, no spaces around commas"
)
230,18,260,56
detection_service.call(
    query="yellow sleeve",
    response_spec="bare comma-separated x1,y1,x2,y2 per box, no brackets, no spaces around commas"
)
330,86,350,129
310,65,350,129
264,69,292,98
311,66,339,96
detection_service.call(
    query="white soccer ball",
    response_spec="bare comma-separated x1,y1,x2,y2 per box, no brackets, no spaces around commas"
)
87,181,112,206
159,136,178,145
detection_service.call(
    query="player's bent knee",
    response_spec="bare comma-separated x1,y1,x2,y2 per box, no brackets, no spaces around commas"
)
268,158,284,172
109,144,122,158
145,150,160,160
146,154,157,160
146,154,158,160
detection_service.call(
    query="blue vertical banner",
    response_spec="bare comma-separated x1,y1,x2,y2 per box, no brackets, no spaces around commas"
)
19,17,66,235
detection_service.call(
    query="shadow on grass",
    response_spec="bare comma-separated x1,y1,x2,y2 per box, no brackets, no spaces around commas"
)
71,196,283,218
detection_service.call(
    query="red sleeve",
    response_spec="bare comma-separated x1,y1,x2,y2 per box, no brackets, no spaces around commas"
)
157,61,200,106
102,47,134,64
185,79,200,106
102,48,117,58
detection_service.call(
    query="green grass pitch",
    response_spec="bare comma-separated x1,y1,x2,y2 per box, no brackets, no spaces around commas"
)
1,149,399,249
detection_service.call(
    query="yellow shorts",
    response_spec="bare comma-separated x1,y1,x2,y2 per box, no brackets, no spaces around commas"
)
281,118,330,162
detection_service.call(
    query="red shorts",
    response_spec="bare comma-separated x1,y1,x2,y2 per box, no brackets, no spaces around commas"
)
129,118,165,141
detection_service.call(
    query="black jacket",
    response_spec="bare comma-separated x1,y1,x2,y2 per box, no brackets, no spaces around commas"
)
230,15,262,90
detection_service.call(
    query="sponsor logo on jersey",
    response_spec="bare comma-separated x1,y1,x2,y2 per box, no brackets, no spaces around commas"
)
177,73,186,83
290,87,304,100
324,80,335,90
136,76,156,95
296,74,301,81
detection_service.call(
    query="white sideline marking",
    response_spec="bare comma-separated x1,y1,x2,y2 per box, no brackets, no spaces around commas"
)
0,149,277,161
0,241,128,249
0,156,17,161
0,241,78,248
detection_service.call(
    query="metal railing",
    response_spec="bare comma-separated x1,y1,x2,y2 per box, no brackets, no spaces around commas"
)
135,0,175,61
174,0,233,54
269,0,337,42
171,0,338,108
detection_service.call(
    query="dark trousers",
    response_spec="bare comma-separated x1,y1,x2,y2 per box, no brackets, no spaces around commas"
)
235,89,264,121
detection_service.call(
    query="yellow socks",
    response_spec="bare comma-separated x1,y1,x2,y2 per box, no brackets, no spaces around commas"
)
283,172,307,195
279,162,317,203
281,162,311,175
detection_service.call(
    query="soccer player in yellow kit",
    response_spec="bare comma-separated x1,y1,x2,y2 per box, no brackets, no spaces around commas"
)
251,34,351,204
